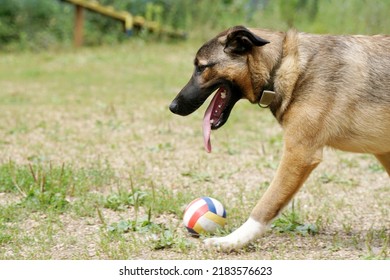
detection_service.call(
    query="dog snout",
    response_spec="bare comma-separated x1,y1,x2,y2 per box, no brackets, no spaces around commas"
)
169,100,179,114
170,77,213,116
169,98,193,116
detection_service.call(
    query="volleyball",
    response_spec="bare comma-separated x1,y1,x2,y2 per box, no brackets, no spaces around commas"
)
183,197,226,235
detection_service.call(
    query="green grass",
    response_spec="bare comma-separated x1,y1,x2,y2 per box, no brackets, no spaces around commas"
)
0,39,388,260
272,202,319,236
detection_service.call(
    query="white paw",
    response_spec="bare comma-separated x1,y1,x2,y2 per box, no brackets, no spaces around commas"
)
203,217,266,251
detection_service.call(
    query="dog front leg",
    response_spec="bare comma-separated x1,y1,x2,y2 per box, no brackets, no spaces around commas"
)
204,144,323,251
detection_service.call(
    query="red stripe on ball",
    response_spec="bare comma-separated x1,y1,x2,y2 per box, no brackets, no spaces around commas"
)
188,204,209,229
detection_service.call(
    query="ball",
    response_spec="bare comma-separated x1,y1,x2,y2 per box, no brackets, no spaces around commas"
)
183,196,226,235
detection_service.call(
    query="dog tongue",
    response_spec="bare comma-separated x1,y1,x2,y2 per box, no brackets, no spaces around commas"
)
203,89,222,153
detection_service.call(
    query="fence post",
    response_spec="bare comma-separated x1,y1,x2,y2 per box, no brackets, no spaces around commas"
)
74,5,84,48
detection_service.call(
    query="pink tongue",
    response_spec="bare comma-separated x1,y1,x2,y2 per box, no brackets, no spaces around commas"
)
203,92,220,153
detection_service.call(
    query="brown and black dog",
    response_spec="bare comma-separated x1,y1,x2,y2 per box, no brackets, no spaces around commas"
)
169,26,390,250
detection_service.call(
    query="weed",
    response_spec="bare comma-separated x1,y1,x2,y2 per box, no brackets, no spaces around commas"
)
342,222,353,234
153,230,176,250
0,160,122,214
107,218,159,233
72,194,102,218
272,202,319,236
368,163,385,173
363,228,389,259
319,172,358,187
181,170,212,183
106,216,192,251
4,162,70,212
103,189,148,211
153,229,193,251
0,233,12,245
330,233,342,252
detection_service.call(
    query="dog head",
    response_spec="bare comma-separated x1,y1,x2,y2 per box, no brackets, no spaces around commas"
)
169,26,270,129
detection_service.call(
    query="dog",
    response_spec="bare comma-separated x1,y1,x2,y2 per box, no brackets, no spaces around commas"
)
169,26,390,251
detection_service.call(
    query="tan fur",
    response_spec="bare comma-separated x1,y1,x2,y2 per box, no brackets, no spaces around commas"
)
249,28,390,226
172,26,390,250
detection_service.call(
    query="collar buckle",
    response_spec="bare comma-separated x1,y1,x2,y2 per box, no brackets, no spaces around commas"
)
258,90,275,108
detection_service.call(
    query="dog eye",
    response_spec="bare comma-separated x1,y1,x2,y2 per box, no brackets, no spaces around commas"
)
196,65,207,74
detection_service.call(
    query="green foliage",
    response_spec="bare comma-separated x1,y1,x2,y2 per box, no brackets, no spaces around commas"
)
104,189,148,211
272,204,319,236
0,161,115,212
0,233,12,245
368,163,385,173
2,0,390,51
279,0,319,27
107,218,193,251
0,0,73,50
0,162,70,212
107,217,159,233
0,161,185,216
153,229,193,251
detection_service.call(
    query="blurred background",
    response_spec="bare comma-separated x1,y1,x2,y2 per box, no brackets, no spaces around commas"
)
2,0,390,51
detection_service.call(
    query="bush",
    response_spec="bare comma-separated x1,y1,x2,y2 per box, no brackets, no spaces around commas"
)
0,0,254,50
2,0,390,51
0,0,73,50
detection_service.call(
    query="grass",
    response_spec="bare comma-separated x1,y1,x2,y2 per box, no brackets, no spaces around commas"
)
0,38,389,260
271,202,319,236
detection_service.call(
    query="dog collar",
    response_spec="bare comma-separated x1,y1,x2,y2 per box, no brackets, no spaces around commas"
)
258,90,275,108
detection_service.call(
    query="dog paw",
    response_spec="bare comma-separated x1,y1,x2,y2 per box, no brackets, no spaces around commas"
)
203,217,266,251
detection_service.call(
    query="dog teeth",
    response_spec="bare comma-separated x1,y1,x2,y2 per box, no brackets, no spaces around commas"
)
221,91,227,99
210,119,214,124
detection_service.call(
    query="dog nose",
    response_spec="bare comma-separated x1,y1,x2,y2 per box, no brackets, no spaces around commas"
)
169,100,178,114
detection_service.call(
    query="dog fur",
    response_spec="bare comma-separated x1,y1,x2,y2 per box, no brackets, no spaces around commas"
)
169,26,390,251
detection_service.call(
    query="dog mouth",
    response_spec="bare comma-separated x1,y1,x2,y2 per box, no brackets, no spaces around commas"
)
203,85,240,152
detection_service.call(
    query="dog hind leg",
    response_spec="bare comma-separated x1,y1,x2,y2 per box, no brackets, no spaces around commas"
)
204,142,323,251
374,152,390,176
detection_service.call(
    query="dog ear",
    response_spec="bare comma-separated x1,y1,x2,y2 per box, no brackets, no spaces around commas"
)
224,26,270,55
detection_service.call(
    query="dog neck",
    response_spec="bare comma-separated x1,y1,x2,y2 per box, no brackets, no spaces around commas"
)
258,60,280,107
258,40,283,108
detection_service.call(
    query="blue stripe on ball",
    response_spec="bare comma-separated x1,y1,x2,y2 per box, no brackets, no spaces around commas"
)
202,196,216,214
